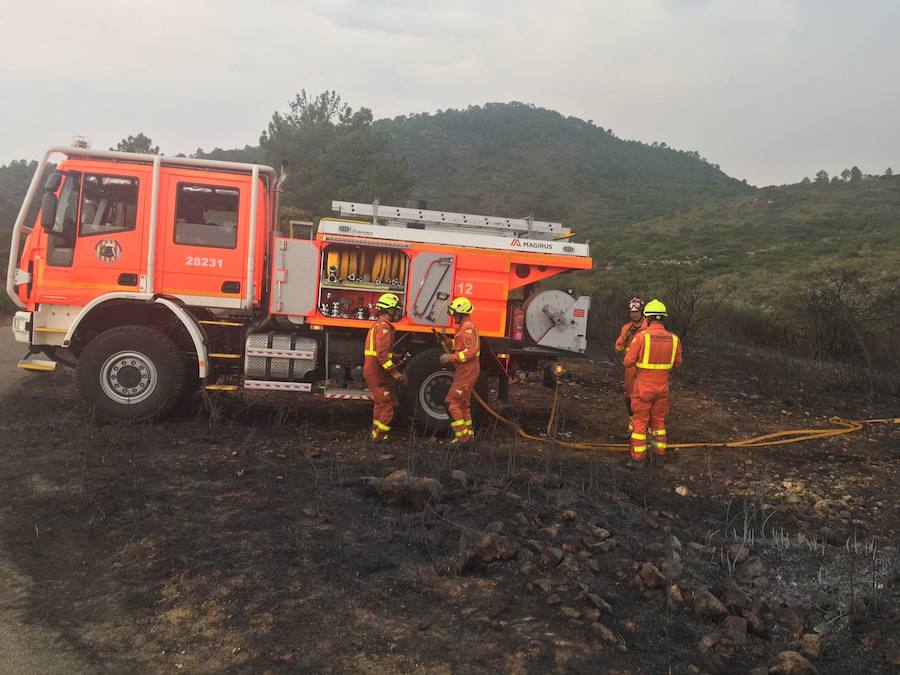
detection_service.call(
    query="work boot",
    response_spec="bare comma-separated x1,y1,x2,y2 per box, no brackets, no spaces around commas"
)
623,457,646,471
651,453,665,468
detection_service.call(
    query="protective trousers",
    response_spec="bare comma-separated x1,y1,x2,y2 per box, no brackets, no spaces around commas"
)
629,390,669,460
364,362,397,442
445,361,479,442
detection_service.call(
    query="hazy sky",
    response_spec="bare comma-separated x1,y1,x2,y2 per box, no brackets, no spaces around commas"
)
1,0,897,186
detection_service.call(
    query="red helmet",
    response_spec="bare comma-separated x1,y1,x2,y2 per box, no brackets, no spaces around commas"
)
628,296,644,312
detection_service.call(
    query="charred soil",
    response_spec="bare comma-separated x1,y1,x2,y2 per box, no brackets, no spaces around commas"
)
0,346,898,673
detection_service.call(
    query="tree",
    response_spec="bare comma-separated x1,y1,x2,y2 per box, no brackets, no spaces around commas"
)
800,176,811,184
259,90,413,217
111,133,160,154
885,167,894,177
815,170,829,184
850,166,862,182
840,168,851,181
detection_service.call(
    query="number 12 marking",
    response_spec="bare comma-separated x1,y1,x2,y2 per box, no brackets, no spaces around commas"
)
456,281,473,295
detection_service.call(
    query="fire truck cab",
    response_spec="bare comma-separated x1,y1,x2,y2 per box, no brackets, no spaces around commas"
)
7,146,592,432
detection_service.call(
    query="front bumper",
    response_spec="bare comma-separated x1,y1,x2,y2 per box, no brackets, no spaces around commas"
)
12,311,30,344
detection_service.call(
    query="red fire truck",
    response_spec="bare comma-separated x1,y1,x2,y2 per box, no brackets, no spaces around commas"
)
6,145,592,432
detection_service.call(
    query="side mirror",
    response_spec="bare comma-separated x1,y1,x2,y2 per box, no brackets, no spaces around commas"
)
40,192,58,230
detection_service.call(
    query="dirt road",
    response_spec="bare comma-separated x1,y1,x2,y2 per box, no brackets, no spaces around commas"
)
0,327,91,674
0,323,896,672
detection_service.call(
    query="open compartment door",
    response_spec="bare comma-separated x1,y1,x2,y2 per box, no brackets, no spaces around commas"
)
408,252,455,326
270,237,320,316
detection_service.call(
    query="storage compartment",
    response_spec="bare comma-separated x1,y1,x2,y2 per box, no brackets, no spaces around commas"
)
317,243,409,320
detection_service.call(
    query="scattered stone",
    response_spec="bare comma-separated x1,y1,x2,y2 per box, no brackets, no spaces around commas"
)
585,593,613,614
485,520,505,534
745,600,769,637
560,606,581,619
533,578,553,593
661,549,683,579
735,556,768,583
456,528,519,573
362,470,444,510
541,547,565,568
813,499,830,511
561,509,577,521
797,633,821,660
698,634,718,654
592,622,623,649
519,561,536,575
586,558,601,574
592,527,612,540
721,616,747,646
546,594,562,606
768,650,819,675
449,469,467,489
693,590,728,622
560,555,580,576
668,584,684,609
670,534,683,552
688,541,716,556
724,584,750,611
583,608,601,622
675,485,693,497
726,543,751,564
639,562,665,589
775,605,808,638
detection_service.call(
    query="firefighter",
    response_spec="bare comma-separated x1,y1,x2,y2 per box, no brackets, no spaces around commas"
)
363,293,407,445
623,299,683,469
615,296,646,431
439,296,480,445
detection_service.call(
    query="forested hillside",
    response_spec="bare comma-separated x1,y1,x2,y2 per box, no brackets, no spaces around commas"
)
375,102,750,227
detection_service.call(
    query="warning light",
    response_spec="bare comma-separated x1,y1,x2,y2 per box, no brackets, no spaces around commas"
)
555,363,564,375
497,353,510,359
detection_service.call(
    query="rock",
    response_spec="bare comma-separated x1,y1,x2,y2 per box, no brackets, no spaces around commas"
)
775,605,808,638
363,470,444,510
735,556,768,582
698,634,718,654
592,527,611,540
597,538,617,553
592,622,623,649
585,593,613,614
541,547,565,568
688,541,716,556
675,485,693,497
586,558,601,574
797,633,821,660
583,608,601,622
560,555,581,576
533,578,553,593
661,549,683,579
768,650,819,675
726,543,750,564
813,499,829,511
639,562,665,589
449,469,468,489
456,528,519,573
561,509,577,521
693,590,728,622
485,520,505,534
670,534,682,552
721,616,747,646
560,606,581,619
745,600,769,638
724,584,750,611
668,583,684,609
519,561,536,575
546,594,562,606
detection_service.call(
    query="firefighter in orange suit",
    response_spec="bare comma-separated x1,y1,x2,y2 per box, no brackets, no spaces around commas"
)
615,296,646,431
439,297,480,445
623,299,683,469
364,293,407,445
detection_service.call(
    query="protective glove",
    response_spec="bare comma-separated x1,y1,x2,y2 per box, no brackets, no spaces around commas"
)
393,371,408,385
438,353,454,365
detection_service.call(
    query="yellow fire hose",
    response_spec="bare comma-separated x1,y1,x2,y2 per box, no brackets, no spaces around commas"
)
433,330,898,452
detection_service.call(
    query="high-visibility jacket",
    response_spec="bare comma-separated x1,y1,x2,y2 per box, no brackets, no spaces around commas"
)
450,317,480,366
623,322,682,394
364,318,398,374
615,319,645,354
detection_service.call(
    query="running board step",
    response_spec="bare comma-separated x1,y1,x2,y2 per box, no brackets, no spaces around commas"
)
199,320,243,327
17,358,57,372
244,380,312,391
205,383,239,391
322,388,373,401
209,353,242,359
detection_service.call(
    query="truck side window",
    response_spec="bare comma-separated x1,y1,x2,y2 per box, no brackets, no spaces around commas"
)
78,174,139,236
46,172,81,267
174,183,239,249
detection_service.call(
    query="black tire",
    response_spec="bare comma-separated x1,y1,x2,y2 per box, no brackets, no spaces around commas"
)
76,325,186,422
399,347,489,436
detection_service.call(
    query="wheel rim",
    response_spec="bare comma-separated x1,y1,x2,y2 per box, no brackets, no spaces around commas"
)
100,351,158,405
418,370,453,421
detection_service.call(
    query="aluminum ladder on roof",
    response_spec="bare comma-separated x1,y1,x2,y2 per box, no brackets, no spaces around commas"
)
331,200,571,241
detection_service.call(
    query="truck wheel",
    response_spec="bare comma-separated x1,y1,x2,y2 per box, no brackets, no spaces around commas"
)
76,325,186,422
400,348,489,436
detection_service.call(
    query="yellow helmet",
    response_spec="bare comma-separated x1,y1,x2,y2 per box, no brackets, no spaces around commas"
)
448,296,474,316
643,299,668,318
375,293,401,310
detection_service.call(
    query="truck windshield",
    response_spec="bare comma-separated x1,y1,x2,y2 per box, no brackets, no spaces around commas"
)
51,172,81,238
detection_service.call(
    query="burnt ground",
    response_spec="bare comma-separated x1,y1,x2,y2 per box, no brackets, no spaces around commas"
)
0,344,898,674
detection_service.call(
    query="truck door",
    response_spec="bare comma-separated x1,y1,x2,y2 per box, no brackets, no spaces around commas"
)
156,171,250,308
35,168,147,306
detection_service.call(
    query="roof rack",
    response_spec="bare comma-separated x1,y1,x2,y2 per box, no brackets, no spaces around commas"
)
332,200,570,241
